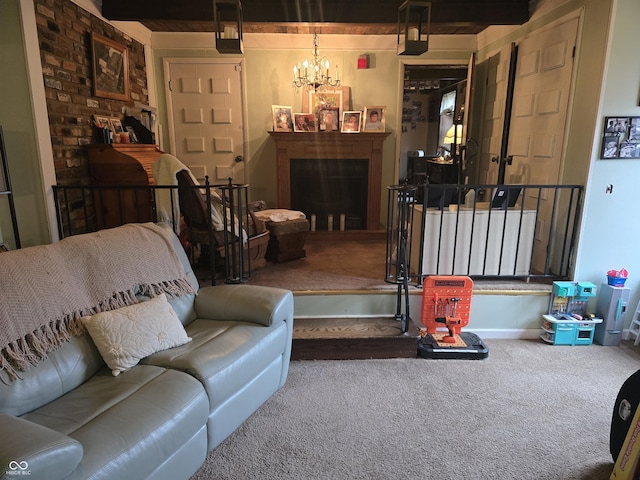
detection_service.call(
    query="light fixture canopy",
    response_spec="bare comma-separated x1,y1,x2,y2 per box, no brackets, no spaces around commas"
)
397,0,431,56
292,34,340,92
214,0,243,54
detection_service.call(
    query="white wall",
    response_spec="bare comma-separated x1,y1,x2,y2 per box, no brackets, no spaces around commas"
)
0,0,52,247
574,0,640,319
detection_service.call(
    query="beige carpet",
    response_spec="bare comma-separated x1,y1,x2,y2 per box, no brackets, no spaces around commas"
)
191,339,640,480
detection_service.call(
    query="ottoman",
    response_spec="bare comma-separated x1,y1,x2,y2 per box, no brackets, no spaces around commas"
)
253,209,310,263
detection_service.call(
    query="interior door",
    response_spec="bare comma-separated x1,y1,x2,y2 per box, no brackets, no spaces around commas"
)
506,17,578,187
506,17,578,271
165,59,247,184
477,44,515,185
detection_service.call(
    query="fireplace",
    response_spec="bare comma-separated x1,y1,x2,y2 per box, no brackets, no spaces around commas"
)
290,158,368,230
268,131,391,230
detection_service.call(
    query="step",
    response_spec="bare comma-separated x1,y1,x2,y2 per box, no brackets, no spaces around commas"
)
291,316,420,360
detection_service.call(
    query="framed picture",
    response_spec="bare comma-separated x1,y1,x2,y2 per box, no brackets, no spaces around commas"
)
341,111,362,133
319,108,339,132
601,116,640,159
272,105,293,132
363,106,386,132
306,89,343,118
93,115,112,130
110,118,124,134
91,33,129,101
293,113,318,132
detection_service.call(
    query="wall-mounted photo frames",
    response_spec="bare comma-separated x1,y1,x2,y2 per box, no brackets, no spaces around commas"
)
601,116,640,159
341,111,362,133
272,105,293,132
363,106,386,132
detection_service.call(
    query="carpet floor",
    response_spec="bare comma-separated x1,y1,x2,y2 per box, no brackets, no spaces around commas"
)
190,339,640,480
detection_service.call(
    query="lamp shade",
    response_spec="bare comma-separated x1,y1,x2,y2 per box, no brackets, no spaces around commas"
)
214,0,243,54
445,124,463,145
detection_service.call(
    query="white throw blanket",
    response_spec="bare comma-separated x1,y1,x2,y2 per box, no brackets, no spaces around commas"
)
253,209,307,223
151,154,246,242
0,223,196,383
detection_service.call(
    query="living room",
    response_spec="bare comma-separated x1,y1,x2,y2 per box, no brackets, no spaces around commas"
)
2,0,640,478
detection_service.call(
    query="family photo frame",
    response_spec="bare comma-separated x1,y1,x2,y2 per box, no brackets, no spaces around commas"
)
272,105,293,132
341,111,362,133
363,106,386,132
319,108,339,131
293,113,318,132
91,33,129,101
601,116,640,159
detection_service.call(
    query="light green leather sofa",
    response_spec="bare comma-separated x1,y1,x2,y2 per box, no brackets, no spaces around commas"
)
0,223,293,480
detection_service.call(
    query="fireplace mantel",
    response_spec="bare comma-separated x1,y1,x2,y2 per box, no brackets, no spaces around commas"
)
268,131,391,230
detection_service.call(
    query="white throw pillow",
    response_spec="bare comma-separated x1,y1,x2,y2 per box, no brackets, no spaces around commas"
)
81,293,191,376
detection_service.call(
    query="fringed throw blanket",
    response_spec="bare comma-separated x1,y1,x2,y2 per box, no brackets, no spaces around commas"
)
0,223,196,383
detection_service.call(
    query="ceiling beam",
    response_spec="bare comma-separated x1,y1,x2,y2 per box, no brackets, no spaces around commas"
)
102,0,529,27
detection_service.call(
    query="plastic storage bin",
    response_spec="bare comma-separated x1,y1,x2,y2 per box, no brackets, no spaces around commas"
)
608,275,627,287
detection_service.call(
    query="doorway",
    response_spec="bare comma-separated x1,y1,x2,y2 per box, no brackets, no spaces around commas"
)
398,63,470,188
163,58,248,185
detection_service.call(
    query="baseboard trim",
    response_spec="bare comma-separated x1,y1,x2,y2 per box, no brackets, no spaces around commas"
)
464,329,541,340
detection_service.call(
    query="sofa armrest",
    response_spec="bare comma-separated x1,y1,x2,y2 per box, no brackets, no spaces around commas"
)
0,414,83,480
194,284,293,327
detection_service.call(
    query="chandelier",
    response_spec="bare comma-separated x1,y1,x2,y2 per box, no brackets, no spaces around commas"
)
292,34,340,92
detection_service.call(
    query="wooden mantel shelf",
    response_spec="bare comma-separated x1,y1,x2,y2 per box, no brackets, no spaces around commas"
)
268,131,391,230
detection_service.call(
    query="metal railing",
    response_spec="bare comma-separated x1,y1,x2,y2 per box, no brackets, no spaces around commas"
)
52,180,253,286
386,183,584,285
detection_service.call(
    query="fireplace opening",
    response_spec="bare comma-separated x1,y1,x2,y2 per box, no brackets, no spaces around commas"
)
290,159,369,230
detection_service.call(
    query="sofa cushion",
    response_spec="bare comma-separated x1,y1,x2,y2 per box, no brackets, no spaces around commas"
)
144,319,289,410
22,365,209,480
1,413,83,480
81,294,191,376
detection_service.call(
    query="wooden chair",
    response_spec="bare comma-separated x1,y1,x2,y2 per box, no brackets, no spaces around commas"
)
175,169,269,282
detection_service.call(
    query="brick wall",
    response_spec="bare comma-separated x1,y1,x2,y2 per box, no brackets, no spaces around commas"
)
34,0,149,186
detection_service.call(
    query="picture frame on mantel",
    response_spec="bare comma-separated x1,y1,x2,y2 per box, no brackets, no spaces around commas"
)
363,106,386,133
91,33,130,101
304,86,351,118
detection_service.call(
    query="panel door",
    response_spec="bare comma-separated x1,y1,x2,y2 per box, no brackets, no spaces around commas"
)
166,60,246,184
477,44,513,185
507,17,578,186
507,18,578,271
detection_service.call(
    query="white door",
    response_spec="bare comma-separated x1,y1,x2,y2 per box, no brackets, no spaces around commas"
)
506,18,578,271
507,17,578,187
165,59,247,184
